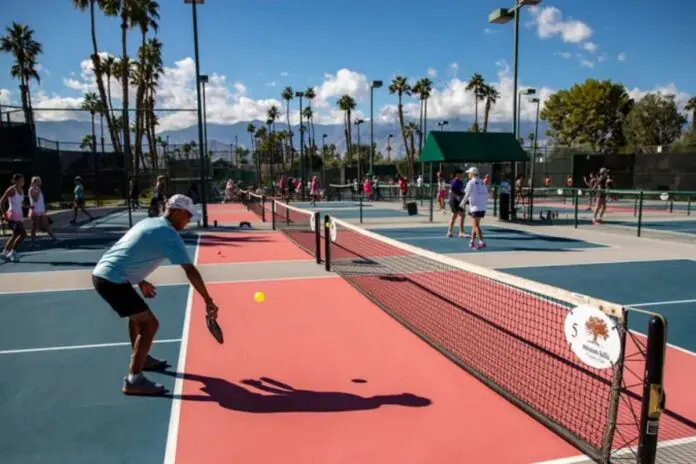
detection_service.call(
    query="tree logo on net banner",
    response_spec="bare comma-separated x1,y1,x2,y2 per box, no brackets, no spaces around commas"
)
564,305,622,370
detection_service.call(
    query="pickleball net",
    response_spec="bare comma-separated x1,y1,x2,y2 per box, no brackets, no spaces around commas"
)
321,215,674,464
239,190,266,221
272,200,321,261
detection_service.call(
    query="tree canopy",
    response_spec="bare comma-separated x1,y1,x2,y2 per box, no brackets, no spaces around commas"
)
624,93,686,152
541,79,633,154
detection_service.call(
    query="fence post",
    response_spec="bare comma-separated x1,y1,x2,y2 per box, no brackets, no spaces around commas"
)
637,315,667,464
324,214,331,272
573,189,579,229
261,196,266,222
637,191,644,237
429,163,434,223
359,195,363,224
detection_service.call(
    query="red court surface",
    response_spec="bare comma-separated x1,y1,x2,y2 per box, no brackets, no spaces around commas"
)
168,277,580,464
197,231,313,264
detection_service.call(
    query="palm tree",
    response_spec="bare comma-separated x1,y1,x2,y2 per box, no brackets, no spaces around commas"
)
412,78,433,156
143,38,163,171
281,86,294,166
131,0,159,173
686,97,696,130
481,84,500,133
337,95,356,163
466,73,485,132
81,92,102,152
304,87,316,150
405,122,419,177
0,22,42,137
302,106,314,151
389,76,412,179
102,55,117,121
72,0,121,153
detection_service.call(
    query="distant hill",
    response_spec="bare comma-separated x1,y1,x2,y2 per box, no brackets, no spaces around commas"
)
34,118,549,157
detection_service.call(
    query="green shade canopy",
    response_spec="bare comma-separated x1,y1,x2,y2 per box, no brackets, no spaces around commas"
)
419,131,529,163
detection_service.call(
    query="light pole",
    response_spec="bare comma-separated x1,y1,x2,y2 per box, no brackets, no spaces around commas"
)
489,0,541,221
517,88,536,142
369,80,383,176
200,74,209,170
355,118,364,180
295,91,305,196
184,0,208,227
322,133,328,188
529,97,541,220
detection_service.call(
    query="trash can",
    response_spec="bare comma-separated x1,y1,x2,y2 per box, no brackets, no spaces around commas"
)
499,193,510,221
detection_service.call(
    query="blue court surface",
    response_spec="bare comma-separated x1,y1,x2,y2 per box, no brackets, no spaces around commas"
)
0,285,188,463
0,233,198,274
623,219,696,235
370,226,605,253
502,259,696,352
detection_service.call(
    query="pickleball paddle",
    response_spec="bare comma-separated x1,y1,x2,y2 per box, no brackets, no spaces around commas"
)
206,303,223,344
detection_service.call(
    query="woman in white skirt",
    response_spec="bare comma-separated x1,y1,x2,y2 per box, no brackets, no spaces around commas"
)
28,176,56,243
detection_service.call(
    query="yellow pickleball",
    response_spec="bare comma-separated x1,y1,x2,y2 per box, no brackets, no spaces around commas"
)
254,292,265,303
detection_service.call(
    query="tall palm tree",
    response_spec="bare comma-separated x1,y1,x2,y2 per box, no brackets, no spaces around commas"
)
81,92,101,152
302,106,314,151
405,122,419,177
102,55,117,122
117,0,142,173
281,86,294,166
132,0,159,173
72,0,121,153
0,22,42,137
466,73,485,132
481,84,500,133
304,87,316,150
412,78,433,156
686,97,696,130
337,95,356,163
389,76,412,179
143,38,163,170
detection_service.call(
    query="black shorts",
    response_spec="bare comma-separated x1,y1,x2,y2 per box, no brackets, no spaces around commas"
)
470,210,486,218
7,220,25,234
75,198,85,208
92,275,149,318
449,199,465,214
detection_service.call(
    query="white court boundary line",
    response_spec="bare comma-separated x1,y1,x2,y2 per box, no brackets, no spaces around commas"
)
534,435,696,464
163,234,199,464
627,298,696,308
0,338,181,355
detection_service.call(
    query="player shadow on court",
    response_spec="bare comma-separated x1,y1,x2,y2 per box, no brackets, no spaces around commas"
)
161,371,431,413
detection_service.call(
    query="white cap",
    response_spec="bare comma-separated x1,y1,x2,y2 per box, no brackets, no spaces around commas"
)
466,166,479,175
167,194,198,219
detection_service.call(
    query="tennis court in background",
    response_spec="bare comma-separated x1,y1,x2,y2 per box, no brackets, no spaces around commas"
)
1,200,695,463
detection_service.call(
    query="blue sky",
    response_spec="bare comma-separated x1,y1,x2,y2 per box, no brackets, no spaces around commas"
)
0,0,694,130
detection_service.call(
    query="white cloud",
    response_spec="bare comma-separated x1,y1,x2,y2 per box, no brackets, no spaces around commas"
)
483,28,497,35
449,62,459,79
266,81,276,87
583,42,598,53
553,51,572,59
627,84,692,112
579,59,595,69
618,52,627,62
280,71,288,77
0,88,11,105
528,6,593,44
597,53,607,63
9,53,691,135
427,68,437,78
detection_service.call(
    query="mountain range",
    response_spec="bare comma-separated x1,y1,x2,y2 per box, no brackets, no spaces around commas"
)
34,119,550,157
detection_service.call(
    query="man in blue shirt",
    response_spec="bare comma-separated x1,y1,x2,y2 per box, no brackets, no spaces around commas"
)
92,194,218,396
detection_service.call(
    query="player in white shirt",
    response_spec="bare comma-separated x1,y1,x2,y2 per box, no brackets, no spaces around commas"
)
460,167,488,249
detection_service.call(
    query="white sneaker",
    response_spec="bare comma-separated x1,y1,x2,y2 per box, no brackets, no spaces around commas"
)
7,251,19,263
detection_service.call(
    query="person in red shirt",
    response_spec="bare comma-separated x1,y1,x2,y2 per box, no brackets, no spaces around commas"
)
398,176,408,209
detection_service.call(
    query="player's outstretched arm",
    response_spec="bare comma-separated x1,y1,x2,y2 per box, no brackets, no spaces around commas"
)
181,263,215,308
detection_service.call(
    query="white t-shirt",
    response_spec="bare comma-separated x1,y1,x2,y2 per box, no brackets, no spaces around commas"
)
462,177,488,212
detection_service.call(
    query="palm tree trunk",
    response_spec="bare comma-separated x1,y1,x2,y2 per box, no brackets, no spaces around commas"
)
418,98,424,153
121,15,133,174
483,101,491,133
347,109,353,165
474,98,479,131
286,101,292,169
397,96,410,180
90,0,120,153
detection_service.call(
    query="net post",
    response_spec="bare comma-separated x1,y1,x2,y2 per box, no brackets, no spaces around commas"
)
323,214,331,272
638,314,667,464
359,195,363,224
601,307,629,463
271,200,276,231
688,195,692,216
261,196,266,222
574,189,579,229
637,191,644,237
314,211,321,264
